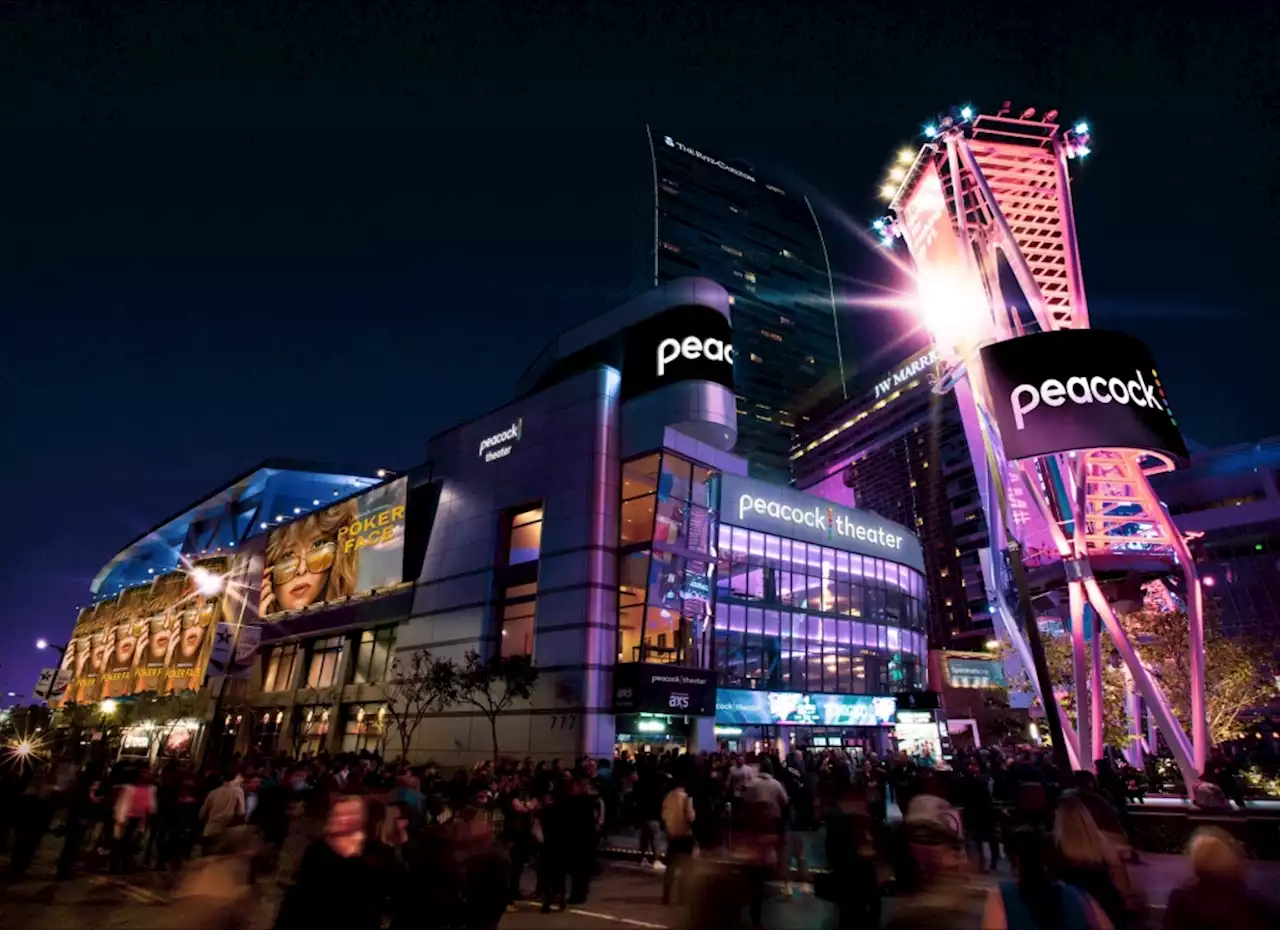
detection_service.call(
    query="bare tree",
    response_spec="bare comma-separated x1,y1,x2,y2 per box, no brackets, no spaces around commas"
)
383,647,459,761
457,650,538,764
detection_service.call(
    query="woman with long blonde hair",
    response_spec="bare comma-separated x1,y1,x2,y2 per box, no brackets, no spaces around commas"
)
1053,793,1134,929
261,499,361,615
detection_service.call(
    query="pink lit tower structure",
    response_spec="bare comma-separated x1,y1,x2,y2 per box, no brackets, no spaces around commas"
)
876,104,1206,788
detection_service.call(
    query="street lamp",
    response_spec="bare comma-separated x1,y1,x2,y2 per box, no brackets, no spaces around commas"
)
35,640,67,703
100,699,117,716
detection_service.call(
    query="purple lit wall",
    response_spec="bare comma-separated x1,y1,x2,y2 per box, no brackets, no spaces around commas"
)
804,468,855,509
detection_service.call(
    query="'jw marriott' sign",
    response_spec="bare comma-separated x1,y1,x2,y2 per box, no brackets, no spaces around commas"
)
874,350,938,399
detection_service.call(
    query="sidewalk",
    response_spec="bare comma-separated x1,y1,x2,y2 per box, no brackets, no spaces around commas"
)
601,825,1280,911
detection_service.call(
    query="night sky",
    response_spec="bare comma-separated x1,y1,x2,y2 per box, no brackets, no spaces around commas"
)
3,5,1278,699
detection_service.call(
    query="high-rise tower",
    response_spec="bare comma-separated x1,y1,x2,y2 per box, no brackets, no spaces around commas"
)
647,127,848,479
880,106,1206,788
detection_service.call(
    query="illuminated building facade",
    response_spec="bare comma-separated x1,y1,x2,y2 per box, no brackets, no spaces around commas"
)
647,128,848,480
791,348,993,649
61,278,923,765
876,104,1208,788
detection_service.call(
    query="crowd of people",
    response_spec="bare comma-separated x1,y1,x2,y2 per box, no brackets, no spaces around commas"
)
0,742,1276,930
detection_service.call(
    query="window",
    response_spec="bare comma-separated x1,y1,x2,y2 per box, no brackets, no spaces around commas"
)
262,643,299,692
341,704,388,754
305,636,344,689
760,329,783,343
616,452,717,669
350,627,396,684
621,455,661,547
622,495,657,546
508,507,543,564
501,597,536,657
295,707,330,756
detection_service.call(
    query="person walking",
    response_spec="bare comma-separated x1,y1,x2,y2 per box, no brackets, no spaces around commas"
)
111,767,156,874
565,775,598,905
200,771,246,845
981,826,1112,930
57,765,103,880
274,795,379,930
660,772,696,905
537,789,569,913
168,826,261,930
820,780,881,930
8,774,56,878
1053,793,1135,929
1163,827,1278,930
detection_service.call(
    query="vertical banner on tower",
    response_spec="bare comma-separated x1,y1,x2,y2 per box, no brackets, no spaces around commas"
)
898,162,991,359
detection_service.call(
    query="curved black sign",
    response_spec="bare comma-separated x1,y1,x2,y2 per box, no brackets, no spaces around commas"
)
621,305,735,402
979,330,1187,463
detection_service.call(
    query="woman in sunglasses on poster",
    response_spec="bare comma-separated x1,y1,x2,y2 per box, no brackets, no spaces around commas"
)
260,500,360,615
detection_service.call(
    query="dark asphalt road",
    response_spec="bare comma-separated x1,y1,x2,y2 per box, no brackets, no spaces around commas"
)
4,837,1280,930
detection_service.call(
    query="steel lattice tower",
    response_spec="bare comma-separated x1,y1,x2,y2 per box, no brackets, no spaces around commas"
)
879,108,1207,787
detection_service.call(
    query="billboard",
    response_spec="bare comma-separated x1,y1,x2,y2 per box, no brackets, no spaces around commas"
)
899,162,992,360
717,473,925,572
260,477,407,617
63,547,264,704
979,330,1188,463
620,305,735,402
944,655,1008,689
715,688,896,727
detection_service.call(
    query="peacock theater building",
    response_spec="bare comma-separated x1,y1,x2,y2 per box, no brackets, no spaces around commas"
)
61,278,927,765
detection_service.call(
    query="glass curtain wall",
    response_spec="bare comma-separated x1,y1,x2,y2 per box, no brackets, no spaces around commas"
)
617,452,715,667
713,523,928,693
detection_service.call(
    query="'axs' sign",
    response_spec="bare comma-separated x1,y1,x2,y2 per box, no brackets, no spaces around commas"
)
621,305,735,401
979,329,1187,462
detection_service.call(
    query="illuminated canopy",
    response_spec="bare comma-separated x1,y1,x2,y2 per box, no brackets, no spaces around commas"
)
90,459,387,600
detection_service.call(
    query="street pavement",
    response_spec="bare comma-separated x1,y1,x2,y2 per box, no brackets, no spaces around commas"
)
4,838,1280,930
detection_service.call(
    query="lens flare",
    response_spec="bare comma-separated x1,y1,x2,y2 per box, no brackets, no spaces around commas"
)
190,567,224,595
3,732,49,772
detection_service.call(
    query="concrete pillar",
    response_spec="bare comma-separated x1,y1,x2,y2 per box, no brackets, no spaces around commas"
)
323,635,355,755
688,716,716,754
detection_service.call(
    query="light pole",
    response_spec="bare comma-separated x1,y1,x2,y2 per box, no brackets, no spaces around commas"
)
36,640,67,704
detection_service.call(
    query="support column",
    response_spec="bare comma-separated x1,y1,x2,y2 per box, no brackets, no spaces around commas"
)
1123,665,1144,767
1089,606,1104,765
1153,474,1209,774
1068,580,1090,768
688,716,716,755
1186,575,1209,774
1083,577,1198,790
